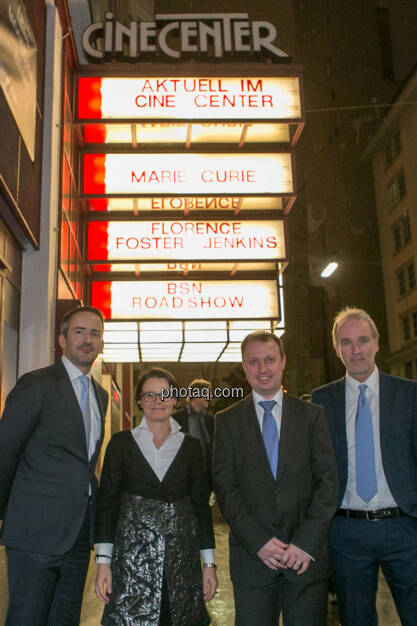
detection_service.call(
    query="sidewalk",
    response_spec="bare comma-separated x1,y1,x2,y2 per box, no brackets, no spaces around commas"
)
80,504,400,626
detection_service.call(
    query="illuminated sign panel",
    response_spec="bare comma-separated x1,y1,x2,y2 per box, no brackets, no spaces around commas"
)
83,153,293,195
77,76,301,121
91,280,279,320
82,122,291,145
87,196,284,212
92,262,278,273
87,220,286,262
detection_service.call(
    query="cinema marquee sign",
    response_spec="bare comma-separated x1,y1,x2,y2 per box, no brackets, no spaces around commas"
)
77,76,301,121
82,12,289,60
91,279,279,320
83,153,293,195
87,219,286,262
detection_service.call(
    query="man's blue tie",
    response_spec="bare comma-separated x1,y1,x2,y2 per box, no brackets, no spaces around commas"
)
355,384,377,502
259,400,278,478
79,375,91,448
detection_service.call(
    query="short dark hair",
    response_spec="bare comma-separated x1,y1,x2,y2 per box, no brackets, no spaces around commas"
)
241,331,285,359
60,305,105,337
135,367,179,404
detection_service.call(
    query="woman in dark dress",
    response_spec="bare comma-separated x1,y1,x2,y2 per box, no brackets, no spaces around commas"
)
94,367,217,626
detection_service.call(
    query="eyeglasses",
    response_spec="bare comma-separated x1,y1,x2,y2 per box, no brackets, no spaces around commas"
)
140,392,169,403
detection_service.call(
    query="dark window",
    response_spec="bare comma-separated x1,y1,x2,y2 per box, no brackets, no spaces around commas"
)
392,212,411,253
402,316,411,341
401,213,411,244
397,261,416,297
387,170,406,210
393,129,401,156
407,262,415,289
393,223,401,252
405,361,413,379
413,311,417,336
397,267,406,296
398,171,406,198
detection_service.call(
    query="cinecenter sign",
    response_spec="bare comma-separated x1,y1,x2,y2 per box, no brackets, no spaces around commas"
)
91,279,279,320
82,12,289,60
83,153,293,195
77,76,301,121
87,219,286,262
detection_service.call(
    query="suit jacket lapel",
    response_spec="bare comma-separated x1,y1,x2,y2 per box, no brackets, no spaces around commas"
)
277,394,296,482
246,394,277,481
379,371,395,465
331,377,348,494
91,377,106,461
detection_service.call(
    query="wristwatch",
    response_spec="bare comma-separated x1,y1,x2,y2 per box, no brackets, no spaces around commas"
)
203,562,217,568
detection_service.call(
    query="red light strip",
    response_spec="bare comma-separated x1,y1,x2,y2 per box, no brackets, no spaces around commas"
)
83,154,106,194
87,221,109,261
91,281,112,319
78,77,102,119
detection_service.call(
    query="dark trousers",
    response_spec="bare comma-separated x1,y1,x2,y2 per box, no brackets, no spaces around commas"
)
233,573,328,626
5,510,90,626
331,514,417,626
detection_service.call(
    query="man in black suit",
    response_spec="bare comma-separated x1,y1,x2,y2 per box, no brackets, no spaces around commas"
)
0,305,108,626
173,378,215,490
213,331,338,626
312,307,417,626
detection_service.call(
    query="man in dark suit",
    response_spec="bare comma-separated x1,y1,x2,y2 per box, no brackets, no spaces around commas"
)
312,307,417,626
213,331,338,626
0,305,108,626
173,378,215,490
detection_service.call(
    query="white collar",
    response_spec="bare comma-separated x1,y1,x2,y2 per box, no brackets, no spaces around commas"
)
252,388,283,406
346,366,379,394
134,416,182,435
61,356,91,382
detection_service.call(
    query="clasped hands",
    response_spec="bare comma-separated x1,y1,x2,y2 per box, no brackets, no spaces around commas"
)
257,538,311,575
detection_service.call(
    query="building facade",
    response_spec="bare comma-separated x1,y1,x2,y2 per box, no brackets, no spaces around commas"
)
364,67,417,379
1,0,417,412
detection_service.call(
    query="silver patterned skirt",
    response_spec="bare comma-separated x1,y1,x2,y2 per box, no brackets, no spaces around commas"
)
101,493,210,626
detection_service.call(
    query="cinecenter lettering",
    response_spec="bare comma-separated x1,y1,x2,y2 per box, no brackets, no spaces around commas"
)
82,13,289,60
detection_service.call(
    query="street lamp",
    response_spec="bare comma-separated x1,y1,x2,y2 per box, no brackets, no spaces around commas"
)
320,261,338,278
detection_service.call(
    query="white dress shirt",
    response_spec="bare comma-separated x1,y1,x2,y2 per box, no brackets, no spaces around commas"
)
61,356,101,460
342,366,397,510
252,388,284,435
96,416,214,564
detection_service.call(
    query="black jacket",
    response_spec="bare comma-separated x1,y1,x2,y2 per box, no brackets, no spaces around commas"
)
0,359,108,554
